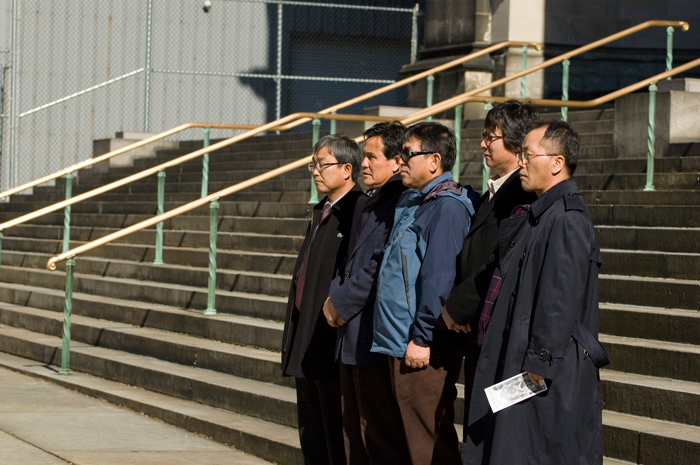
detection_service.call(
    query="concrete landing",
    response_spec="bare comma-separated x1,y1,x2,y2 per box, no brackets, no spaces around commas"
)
0,355,271,465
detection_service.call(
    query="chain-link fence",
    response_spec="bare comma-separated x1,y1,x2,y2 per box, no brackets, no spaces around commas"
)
1,0,418,191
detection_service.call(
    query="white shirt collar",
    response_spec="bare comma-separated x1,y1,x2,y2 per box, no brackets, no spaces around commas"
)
487,167,519,201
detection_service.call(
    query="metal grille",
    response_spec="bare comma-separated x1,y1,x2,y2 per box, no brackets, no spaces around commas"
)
1,0,416,191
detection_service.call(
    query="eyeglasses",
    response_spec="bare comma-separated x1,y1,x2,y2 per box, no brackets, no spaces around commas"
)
308,162,342,172
481,131,504,146
400,149,434,163
516,151,560,163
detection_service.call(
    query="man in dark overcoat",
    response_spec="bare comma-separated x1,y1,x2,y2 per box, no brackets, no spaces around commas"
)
281,134,363,465
441,100,538,432
464,121,609,465
322,121,411,464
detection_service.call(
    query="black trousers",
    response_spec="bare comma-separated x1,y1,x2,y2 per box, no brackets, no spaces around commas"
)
340,361,411,465
295,376,345,465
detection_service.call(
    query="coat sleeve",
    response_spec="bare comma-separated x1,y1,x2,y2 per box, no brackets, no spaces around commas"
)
521,210,596,380
412,198,471,346
328,228,388,322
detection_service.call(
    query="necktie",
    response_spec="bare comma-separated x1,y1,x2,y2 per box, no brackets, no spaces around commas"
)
294,202,332,309
476,204,531,346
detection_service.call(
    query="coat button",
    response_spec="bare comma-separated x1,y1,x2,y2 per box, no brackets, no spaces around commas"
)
512,289,517,297
345,272,350,278
509,241,515,248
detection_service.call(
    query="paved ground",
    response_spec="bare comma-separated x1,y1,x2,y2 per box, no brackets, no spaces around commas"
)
0,359,272,465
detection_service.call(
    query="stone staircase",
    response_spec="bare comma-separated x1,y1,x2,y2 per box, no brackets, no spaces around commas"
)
0,110,697,464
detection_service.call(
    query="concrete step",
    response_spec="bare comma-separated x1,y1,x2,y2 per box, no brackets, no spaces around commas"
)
590,205,700,228
0,333,303,465
602,410,700,465
584,190,700,206
600,333,700,383
599,274,700,311
0,266,289,321
600,249,700,280
0,304,289,388
601,370,700,427
574,156,700,175
600,304,700,345
595,226,700,254
0,282,284,352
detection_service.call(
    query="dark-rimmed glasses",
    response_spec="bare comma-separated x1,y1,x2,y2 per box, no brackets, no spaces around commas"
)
481,131,504,146
516,151,560,163
400,149,434,163
308,162,342,172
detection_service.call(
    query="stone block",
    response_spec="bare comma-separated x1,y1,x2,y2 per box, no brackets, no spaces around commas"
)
614,85,700,158
92,132,178,174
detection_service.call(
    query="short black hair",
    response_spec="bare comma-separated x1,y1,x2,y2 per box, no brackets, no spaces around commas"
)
403,122,456,172
314,134,363,182
533,121,580,176
363,121,405,160
485,99,540,154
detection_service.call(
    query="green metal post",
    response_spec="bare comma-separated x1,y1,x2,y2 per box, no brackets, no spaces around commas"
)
561,59,570,122
453,105,463,183
153,170,165,264
308,118,321,205
666,26,674,79
0,232,3,278
59,258,75,375
63,173,74,253
482,102,494,194
201,127,211,198
644,83,657,192
330,110,337,135
426,74,435,122
520,45,528,98
204,199,219,316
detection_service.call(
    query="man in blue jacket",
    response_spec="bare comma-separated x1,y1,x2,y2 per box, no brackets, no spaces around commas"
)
322,121,411,464
372,122,475,465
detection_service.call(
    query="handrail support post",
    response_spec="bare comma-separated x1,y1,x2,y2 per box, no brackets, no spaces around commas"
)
561,59,570,122
330,111,337,135
520,45,528,98
153,170,166,264
62,173,74,254
482,102,494,194
201,127,211,198
453,105,463,183
666,26,674,79
204,199,219,316
308,118,321,205
644,83,657,192
59,257,75,375
426,74,435,122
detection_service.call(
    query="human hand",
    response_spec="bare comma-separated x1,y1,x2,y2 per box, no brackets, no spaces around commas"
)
322,298,346,328
404,340,430,369
526,371,545,386
441,306,472,333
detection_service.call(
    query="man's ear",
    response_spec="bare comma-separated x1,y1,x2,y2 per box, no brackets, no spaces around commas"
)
429,153,442,174
551,155,565,176
342,163,353,180
390,155,401,173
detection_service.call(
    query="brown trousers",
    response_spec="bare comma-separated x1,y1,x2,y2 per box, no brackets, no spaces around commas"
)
389,356,463,465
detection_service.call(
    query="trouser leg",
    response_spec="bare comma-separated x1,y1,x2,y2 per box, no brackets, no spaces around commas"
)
296,376,346,465
389,356,462,465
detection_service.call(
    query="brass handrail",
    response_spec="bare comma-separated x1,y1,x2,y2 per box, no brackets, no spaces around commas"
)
400,20,689,124
0,40,539,202
0,123,260,201
0,113,395,232
46,57,700,271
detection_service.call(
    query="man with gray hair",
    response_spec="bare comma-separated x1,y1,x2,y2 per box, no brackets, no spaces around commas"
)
281,134,363,464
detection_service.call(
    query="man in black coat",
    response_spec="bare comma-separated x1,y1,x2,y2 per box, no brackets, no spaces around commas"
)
281,134,363,465
442,100,538,430
322,122,410,464
464,121,608,464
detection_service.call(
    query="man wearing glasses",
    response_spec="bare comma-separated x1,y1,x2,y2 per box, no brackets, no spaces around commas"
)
371,122,476,465
281,134,363,465
441,100,538,436
464,121,607,465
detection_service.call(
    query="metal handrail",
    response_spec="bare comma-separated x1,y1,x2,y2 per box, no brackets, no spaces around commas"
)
46,55,700,271
0,40,539,203
0,123,260,201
